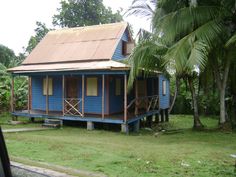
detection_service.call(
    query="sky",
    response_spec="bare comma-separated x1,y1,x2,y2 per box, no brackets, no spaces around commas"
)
0,0,151,55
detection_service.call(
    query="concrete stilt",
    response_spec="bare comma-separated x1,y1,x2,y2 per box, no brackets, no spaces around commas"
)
133,120,140,132
121,123,129,134
87,121,94,130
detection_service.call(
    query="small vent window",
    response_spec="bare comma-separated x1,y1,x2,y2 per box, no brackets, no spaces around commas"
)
122,41,134,56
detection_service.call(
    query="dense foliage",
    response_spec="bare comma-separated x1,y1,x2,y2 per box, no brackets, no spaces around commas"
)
53,0,123,27
128,0,236,129
0,45,27,112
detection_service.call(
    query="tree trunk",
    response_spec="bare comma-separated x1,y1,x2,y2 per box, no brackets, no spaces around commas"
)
219,88,226,124
169,76,180,114
211,55,231,129
188,77,204,129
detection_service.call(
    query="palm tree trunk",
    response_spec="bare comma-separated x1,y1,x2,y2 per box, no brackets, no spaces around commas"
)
188,77,204,129
212,57,231,128
169,76,180,114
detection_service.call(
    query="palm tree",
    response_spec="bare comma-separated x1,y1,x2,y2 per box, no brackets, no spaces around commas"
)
128,0,236,128
125,0,156,20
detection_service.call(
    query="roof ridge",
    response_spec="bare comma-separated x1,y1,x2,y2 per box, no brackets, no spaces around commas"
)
50,21,128,34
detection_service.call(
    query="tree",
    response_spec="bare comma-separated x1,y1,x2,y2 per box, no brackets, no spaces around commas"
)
153,0,236,128
53,0,123,28
128,0,236,129
25,21,50,54
0,45,27,111
0,45,16,68
125,0,156,20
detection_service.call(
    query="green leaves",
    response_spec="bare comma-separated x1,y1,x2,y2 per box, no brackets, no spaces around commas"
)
53,0,123,28
128,38,167,89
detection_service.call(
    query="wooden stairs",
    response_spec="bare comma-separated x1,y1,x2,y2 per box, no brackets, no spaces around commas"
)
42,119,62,128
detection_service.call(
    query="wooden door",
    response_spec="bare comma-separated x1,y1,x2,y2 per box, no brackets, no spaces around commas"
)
66,77,78,98
65,77,80,115
137,80,147,110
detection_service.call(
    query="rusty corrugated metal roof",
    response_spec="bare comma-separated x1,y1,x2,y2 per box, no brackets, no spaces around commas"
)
22,22,128,65
8,60,130,73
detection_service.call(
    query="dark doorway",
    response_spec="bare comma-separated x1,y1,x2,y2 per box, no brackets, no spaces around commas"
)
66,77,78,98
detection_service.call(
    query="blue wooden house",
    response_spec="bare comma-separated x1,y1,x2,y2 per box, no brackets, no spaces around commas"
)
9,22,170,133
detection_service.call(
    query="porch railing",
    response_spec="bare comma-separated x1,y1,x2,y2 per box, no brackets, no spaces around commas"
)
127,95,159,115
64,98,83,116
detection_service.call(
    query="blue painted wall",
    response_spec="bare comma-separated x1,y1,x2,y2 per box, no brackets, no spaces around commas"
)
159,75,170,109
112,29,129,60
31,75,108,114
31,76,62,111
109,75,124,114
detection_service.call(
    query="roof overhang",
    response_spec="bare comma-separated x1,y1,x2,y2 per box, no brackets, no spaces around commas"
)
8,60,130,74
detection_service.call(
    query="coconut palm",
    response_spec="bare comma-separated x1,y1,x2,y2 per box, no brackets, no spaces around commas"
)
129,0,236,128
125,0,156,20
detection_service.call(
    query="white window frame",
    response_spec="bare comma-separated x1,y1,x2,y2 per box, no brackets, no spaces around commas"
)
43,78,53,96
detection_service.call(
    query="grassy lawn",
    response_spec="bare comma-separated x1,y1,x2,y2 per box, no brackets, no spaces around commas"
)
1,113,236,177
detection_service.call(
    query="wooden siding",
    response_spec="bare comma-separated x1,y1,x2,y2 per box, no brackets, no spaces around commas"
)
159,75,170,109
32,76,62,111
32,75,108,114
112,29,129,60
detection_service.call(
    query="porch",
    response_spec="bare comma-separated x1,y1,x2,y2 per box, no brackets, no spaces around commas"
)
10,71,163,132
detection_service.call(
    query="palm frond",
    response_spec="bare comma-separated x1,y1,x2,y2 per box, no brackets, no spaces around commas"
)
225,32,236,47
128,39,167,89
125,0,156,19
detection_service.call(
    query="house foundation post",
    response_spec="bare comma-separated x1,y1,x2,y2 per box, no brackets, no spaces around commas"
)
121,123,129,134
165,109,169,122
161,109,165,122
87,121,94,130
133,120,140,132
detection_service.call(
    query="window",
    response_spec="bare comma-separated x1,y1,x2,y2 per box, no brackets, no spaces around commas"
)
86,77,98,96
162,80,167,96
115,78,121,95
122,41,135,56
43,78,53,95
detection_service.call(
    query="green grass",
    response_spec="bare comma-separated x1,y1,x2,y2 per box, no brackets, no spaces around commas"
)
1,113,236,177
0,112,43,129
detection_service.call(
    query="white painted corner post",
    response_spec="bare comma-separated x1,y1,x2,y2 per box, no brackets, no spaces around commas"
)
28,76,31,114
124,74,127,122
46,75,49,115
82,74,85,117
11,75,15,112
102,74,105,119
62,75,65,116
